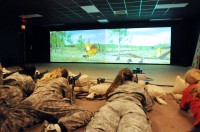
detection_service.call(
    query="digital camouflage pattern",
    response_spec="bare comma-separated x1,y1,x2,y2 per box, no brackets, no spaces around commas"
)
0,77,93,132
0,72,35,107
0,105,40,132
86,81,154,132
0,63,2,85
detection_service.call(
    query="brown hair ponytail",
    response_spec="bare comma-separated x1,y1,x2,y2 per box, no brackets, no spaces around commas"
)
105,68,133,99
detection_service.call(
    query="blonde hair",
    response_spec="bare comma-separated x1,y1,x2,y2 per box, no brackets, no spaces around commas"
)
184,68,200,84
190,82,200,98
38,67,68,82
105,68,133,99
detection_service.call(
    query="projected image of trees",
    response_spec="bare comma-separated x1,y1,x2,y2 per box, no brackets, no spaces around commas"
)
50,27,171,64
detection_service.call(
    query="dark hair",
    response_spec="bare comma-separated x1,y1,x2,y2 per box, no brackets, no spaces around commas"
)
61,68,68,78
19,65,36,79
123,73,133,81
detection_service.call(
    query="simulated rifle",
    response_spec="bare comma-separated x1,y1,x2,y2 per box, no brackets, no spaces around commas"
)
68,72,81,103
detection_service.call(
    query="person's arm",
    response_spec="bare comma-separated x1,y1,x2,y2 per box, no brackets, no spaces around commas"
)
24,78,36,96
143,88,155,112
180,94,190,112
0,63,2,85
179,85,193,112
61,78,73,102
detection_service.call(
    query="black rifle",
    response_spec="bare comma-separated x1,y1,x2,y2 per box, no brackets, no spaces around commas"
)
34,70,49,80
3,70,21,78
68,73,81,103
132,68,142,83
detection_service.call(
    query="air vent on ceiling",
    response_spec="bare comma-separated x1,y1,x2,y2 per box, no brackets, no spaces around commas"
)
113,10,127,15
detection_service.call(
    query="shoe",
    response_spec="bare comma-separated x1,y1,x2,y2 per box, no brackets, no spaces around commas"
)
41,120,61,132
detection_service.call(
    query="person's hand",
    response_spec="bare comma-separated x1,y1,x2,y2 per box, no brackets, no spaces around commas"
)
62,98,70,102
176,100,181,104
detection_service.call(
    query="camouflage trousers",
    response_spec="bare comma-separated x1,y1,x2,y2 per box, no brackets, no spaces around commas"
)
0,85,24,108
0,107,40,132
0,70,3,85
86,100,152,132
0,102,93,132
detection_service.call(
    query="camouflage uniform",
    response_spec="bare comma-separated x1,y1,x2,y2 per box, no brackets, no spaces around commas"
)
0,70,2,85
86,81,154,132
0,63,2,85
0,72,35,108
0,77,93,132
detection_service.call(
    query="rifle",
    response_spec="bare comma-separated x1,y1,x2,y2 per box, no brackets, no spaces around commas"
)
68,73,81,103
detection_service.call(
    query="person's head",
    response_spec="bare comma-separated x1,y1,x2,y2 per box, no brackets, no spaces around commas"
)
105,68,133,98
184,68,200,84
39,67,68,82
114,68,133,82
19,64,36,79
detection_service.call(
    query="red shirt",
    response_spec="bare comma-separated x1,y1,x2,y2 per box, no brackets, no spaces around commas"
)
180,84,200,126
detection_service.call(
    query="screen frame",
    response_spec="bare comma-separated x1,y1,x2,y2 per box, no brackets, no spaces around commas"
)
50,26,171,64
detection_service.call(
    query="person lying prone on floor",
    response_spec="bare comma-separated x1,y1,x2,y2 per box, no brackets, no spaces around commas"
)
0,64,36,108
86,68,154,132
0,67,93,132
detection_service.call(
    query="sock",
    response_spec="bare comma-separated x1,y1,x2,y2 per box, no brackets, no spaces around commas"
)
45,123,61,132
54,124,61,132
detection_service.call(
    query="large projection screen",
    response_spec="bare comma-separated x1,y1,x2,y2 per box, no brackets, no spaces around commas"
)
50,27,171,64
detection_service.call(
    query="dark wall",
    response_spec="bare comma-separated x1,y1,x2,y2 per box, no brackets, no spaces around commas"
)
24,27,49,64
0,18,199,67
171,19,200,66
0,17,24,67
0,17,49,67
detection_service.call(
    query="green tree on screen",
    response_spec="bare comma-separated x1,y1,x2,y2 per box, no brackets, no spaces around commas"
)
50,32,58,51
50,31,65,53
77,35,85,50
111,29,128,59
66,33,73,45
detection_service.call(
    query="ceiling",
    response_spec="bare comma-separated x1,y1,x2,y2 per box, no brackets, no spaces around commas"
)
0,0,199,27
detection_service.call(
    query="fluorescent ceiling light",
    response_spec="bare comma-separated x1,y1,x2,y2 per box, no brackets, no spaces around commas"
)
19,14,43,18
42,24,65,27
150,18,172,21
156,3,188,9
113,10,127,15
81,5,100,13
150,18,183,21
97,19,109,23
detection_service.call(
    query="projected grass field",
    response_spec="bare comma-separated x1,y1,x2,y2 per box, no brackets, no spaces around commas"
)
50,27,171,64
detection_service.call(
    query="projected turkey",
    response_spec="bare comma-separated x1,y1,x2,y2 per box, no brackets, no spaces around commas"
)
50,27,171,64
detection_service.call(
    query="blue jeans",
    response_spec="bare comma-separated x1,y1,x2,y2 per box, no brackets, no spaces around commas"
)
192,124,200,132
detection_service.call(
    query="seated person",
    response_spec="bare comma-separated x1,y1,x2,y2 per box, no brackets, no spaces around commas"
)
86,68,154,132
0,67,93,132
180,68,200,132
0,64,36,108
